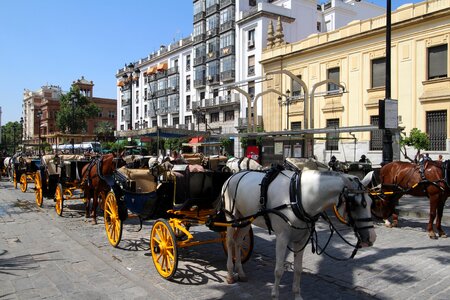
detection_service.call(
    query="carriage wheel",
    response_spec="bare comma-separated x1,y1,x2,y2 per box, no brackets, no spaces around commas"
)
35,172,43,207
55,184,64,216
104,192,123,247
20,173,28,193
150,219,178,280
221,226,254,264
333,204,349,225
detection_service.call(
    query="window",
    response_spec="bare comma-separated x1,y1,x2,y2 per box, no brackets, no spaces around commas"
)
173,117,179,126
248,55,255,76
370,116,383,151
108,111,115,118
220,31,234,51
185,116,192,124
248,81,255,98
249,0,256,6
326,118,339,151
206,14,219,32
210,112,220,122
224,110,234,121
371,57,386,88
186,95,191,110
144,88,148,100
213,89,219,98
186,54,191,71
426,110,447,151
152,120,157,127
162,118,168,126
428,44,448,80
193,22,205,38
221,55,234,72
317,22,321,32
248,29,255,49
186,75,191,91
291,121,301,131
327,67,340,93
98,111,103,118
292,75,302,97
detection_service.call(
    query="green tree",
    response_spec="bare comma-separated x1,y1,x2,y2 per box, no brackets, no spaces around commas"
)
94,121,115,142
1,121,22,154
400,128,430,162
56,86,100,134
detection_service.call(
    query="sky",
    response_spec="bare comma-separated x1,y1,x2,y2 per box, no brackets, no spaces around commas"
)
0,0,419,124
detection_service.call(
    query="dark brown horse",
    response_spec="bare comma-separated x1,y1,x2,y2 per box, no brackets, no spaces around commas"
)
370,160,449,239
81,153,122,224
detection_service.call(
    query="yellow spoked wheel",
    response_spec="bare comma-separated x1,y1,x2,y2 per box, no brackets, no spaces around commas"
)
35,172,43,207
333,204,349,225
55,184,64,216
150,219,178,280
104,192,123,247
20,173,28,193
221,226,254,264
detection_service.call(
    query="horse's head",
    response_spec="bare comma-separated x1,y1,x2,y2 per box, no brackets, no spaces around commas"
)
340,174,376,247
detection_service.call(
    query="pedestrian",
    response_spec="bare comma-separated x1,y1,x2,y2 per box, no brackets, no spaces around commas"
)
438,154,443,162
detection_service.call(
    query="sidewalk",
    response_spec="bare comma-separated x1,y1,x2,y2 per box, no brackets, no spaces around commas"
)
396,194,450,225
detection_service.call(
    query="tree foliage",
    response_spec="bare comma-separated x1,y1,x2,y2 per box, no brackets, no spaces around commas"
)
400,128,430,162
1,121,22,154
56,86,100,134
94,121,115,141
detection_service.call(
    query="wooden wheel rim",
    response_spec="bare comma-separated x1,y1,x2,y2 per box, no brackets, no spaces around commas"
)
333,204,349,225
221,227,254,264
55,184,64,216
20,173,28,192
35,172,43,207
13,171,17,189
104,192,122,247
150,219,178,279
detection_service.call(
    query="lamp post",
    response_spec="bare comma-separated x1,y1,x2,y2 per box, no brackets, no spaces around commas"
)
37,110,42,157
278,89,291,130
71,95,77,154
20,117,23,152
122,63,140,130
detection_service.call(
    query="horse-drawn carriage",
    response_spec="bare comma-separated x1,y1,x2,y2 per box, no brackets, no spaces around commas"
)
14,155,41,192
102,157,254,279
35,154,91,216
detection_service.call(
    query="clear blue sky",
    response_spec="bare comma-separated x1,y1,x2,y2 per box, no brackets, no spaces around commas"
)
0,0,418,124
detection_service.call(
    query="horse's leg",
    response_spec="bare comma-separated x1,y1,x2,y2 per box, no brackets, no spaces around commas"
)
226,227,237,284
91,187,98,225
427,195,439,239
271,232,289,300
292,248,305,300
85,189,91,219
436,198,447,238
233,225,250,282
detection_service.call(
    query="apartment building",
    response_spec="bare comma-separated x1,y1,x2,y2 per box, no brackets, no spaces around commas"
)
23,77,117,146
116,0,384,155
260,0,450,165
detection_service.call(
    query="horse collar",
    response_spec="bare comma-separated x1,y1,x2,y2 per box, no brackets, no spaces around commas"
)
289,171,320,223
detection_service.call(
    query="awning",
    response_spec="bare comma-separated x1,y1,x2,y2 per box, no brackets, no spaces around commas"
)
117,81,125,87
157,62,168,71
145,66,157,75
189,136,204,144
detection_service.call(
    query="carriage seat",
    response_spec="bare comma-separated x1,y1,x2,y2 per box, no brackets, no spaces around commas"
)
182,153,204,165
204,155,228,171
285,157,329,172
117,166,157,193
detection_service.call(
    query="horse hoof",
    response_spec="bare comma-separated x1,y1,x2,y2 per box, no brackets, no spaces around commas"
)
226,275,236,284
238,275,248,282
92,219,98,225
391,221,398,228
439,233,448,238
428,233,438,239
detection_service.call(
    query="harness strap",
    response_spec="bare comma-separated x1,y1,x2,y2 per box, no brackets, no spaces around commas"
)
259,165,284,234
289,171,320,223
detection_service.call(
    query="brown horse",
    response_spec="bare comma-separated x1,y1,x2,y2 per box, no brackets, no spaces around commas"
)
81,153,122,224
370,160,449,239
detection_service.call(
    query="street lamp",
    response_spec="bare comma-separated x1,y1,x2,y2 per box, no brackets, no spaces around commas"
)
20,117,24,152
122,63,140,130
71,95,77,154
37,110,42,157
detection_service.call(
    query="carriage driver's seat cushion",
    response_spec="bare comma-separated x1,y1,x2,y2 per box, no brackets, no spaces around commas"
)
117,166,157,193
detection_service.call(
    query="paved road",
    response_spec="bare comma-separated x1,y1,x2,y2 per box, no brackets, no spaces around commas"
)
1,180,450,299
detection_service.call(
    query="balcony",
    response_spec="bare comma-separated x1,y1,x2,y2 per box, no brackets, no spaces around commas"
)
167,66,179,76
220,45,235,57
166,86,179,95
206,51,219,62
147,110,157,118
205,4,219,16
168,105,180,113
194,55,206,66
219,93,240,106
157,107,168,115
205,27,219,38
156,71,167,79
121,99,130,106
220,0,235,9
147,74,157,81
220,70,235,82
155,89,167,97
194,78,206,88
206,74,220,85
193,33,206,44
194,11,205,23
238,116,263,128
220,20,234,33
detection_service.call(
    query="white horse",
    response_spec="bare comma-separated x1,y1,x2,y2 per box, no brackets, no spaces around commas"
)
221,169,376,300
3,156,14,181
225,156,263,173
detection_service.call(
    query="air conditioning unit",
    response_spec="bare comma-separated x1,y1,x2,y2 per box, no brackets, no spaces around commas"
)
207,30,212,36
207,75,213,81
172,87,177,91
248,40,255,48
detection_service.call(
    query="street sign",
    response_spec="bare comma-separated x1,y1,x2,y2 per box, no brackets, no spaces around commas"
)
378,98,398,129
